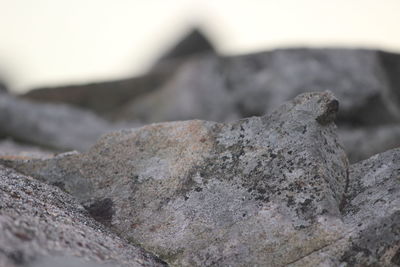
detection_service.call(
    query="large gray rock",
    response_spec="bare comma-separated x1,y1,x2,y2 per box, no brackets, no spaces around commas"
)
0,164,166,267
340,147,400,266
287,147,400,266
22,68,173,117
0,92,133,151
114,48,400,162
114,49,400,127
1,92,351,266
115,54,239,123
222,49,400,125
3,91,399,266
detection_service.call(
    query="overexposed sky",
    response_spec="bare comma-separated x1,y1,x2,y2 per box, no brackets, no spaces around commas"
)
1,0,400,92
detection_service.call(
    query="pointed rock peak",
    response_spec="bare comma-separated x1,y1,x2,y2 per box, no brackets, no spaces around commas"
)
159,27,216,62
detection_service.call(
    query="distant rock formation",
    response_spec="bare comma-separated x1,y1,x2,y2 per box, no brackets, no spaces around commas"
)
158,28,216,62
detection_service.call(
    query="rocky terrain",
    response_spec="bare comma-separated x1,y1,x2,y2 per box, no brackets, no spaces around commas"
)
0,31,400,266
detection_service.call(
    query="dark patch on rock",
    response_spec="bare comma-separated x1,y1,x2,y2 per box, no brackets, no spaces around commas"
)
391,248,400,265
84,198,115,226
316,99,339,125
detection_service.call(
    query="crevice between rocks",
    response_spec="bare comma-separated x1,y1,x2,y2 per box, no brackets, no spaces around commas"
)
339,167,350,213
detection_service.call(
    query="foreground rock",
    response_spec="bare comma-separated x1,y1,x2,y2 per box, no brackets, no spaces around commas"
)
0,165,166,267
0,92,133,151
289,147,400,266
3,91,399,266
2,92,350,265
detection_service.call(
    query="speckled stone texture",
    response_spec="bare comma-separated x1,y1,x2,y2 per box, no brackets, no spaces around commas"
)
0,165,166,267
2,91,400,266
2,91,352,266
290,148,400,266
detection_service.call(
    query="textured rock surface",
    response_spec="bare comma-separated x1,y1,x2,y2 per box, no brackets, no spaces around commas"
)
0,165,166,267
0,92,132,151
2,92,351,266
287,147,400,266
340,148,400,266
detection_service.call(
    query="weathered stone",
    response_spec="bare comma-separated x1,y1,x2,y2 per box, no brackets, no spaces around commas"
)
0,92,132,151
0,164,166,267
115,54,239,123
22,67,173,117
114,49,400,128
1,92,350,266
340,148,400,266
284,147,400,266
339,124,400,163
222,48,400,125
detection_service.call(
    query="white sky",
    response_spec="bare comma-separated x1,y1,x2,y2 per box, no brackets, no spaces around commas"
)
1,0,400,92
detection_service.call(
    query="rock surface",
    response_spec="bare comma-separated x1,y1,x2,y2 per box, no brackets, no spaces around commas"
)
0,92,133,151
288,147,400,266
2,91,351,266
0,164,166,267
2,91,400,266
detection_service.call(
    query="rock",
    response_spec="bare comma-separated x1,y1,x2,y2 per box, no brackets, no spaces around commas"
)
21,28,215,118
114,54,239,123
22,67,173,117
0,164,166,267
339,124,400,163
0,81,7,92
0,92,133,151
339,148,400,266
158,28,216,62
115,49,400,126
0,138,54,159
285,147,400,266
222,48,400,125
1,92,351,266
